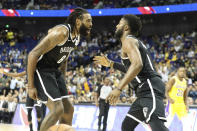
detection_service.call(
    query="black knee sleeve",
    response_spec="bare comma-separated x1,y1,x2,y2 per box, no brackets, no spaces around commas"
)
27,108,33,122
35,106,42,119
121,117,138,131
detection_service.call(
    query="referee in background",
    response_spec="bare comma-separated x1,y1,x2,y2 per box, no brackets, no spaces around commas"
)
95,77,112,131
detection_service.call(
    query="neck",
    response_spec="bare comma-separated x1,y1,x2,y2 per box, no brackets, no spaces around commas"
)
177,76,183,81
120,32,130,42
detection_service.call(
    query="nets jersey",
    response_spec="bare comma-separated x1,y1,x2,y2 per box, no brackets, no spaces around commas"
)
121,35,162,93
37,24,80,69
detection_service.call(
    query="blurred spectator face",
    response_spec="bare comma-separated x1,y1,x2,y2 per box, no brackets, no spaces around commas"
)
79,13,92,37
121,96,127,103
177,67,185,79
104,77,110,85
187,97,194,105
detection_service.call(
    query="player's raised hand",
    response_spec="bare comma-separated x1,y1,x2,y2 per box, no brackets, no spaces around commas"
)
93,54,111,67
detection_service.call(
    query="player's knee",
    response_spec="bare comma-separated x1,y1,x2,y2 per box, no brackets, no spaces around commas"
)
53,101,64,116
69,105,74,115
121,117,135,131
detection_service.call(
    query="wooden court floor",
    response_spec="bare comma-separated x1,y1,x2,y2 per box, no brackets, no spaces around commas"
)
0,124,29,131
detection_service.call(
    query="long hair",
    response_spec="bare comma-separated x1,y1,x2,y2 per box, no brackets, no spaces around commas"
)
67,8,89,32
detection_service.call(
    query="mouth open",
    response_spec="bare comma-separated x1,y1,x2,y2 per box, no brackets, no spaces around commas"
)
87,29,91,34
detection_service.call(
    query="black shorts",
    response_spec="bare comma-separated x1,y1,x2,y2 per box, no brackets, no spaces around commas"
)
127,96,166,124
34,69,69,103
26,95,42,108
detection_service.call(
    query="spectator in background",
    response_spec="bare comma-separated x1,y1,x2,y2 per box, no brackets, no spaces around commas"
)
18,88,26,102
1,96,9,123
188,82,197,104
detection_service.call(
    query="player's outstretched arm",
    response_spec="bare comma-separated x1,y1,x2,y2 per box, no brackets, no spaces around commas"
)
93,54,126,73
0,69,26,77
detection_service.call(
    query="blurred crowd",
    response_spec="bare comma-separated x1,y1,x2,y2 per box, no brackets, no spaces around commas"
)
0,25,197,122
0,0,197,10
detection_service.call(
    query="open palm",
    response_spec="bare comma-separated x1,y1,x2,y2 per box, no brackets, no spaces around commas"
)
93,55,110,67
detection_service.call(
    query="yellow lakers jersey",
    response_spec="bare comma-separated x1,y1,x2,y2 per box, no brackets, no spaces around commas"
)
169,76,187,103
168,76,187,119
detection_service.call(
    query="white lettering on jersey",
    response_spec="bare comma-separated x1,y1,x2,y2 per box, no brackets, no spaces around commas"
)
60,47,74,53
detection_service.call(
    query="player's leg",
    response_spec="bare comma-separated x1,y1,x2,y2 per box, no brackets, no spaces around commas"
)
26,95,34,131
42,104,47,119
57,73,74,125
34,70,65,131
27,108,33,131
121,98,144,131
59,98,74,125
35,103,43,131
121,109,144,131
148,115,169,131
40,99,64,131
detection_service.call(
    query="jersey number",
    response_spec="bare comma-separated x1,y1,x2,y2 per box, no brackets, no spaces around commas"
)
57,55,67,64
177,89,183,97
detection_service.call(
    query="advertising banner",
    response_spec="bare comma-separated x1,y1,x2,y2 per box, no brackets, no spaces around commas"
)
12,104,197,131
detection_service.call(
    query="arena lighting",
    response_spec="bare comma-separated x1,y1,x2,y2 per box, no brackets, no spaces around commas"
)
0,3,197,17
5,24,9,28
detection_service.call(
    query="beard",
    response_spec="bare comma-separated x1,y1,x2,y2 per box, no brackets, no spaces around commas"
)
115,27,123,39
79,23,90,37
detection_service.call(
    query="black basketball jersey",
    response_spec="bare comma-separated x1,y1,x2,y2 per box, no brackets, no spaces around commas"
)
37,24,80,69
121,35,161,89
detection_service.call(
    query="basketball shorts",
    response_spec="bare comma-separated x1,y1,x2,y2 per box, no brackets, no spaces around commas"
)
127,96,166,124
34,69,69,103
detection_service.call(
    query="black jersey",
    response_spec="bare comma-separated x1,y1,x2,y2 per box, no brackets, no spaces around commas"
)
37,24,80,69
121,35,162,93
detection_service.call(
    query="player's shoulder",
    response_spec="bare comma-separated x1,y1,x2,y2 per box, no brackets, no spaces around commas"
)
48,24,69,36
126,35,138,43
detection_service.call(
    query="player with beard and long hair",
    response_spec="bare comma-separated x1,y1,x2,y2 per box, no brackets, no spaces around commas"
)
27,8,92,131
94,14,169,131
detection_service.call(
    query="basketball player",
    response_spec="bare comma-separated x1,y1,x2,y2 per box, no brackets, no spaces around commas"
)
94,14,169,131
166,67,189,119
0,69,45,131
27,8,92,131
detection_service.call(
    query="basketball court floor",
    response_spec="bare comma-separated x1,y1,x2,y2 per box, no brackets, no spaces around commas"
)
0,124,29,131
0,124,97,131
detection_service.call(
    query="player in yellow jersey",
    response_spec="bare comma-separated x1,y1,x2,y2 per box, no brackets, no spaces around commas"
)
166,67,189,120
